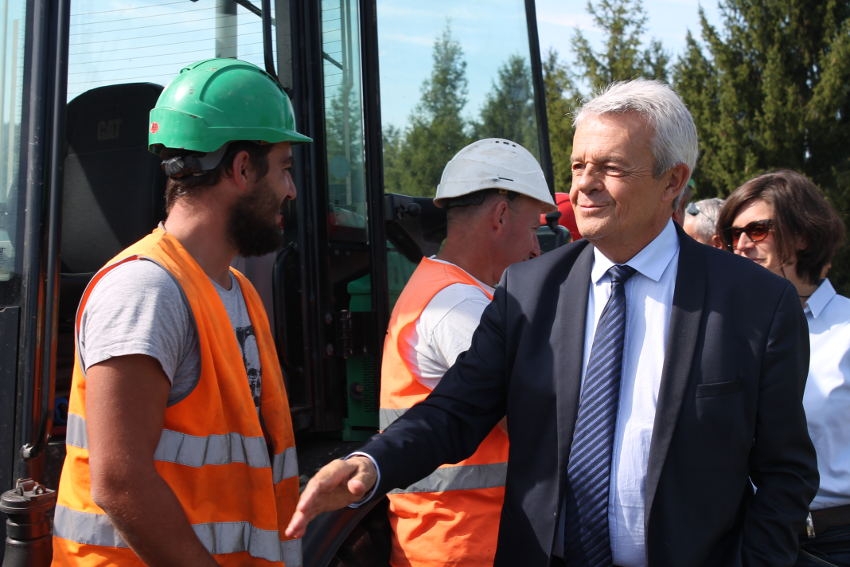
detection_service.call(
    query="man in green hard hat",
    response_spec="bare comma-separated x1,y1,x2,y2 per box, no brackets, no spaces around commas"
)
52,58,310,566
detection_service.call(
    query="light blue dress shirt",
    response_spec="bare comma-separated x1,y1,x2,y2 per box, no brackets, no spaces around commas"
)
585,220,679,567
803,278,850,510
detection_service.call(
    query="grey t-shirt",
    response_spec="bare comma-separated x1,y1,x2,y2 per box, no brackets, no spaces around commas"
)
78,259,261,408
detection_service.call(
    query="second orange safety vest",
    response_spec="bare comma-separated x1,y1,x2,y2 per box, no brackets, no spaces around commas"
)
380,257,508,567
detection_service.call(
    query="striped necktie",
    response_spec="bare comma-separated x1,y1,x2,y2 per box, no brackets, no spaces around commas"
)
563,264,636,566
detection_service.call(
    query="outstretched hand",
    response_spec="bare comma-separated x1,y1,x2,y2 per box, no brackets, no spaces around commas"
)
284,455,378,538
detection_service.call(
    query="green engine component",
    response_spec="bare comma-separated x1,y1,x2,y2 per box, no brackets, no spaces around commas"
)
343,249,416,441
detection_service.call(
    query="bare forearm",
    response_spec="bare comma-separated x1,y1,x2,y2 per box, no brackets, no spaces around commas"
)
85,356,217,565
94,472,218,567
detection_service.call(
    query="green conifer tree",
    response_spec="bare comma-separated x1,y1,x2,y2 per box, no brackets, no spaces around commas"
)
673,0,850,289
474,54,538,154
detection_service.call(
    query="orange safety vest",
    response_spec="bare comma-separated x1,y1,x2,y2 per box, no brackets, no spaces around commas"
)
380,257,508,567
52,228,301,566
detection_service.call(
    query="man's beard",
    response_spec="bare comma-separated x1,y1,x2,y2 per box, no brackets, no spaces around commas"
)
228,178,284,257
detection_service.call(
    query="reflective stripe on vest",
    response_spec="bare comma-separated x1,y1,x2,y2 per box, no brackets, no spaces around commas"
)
280,538,302,567
272,446,299,485
65,413,298,483
389,461,508,494
53,505,302,564
381,405,508,492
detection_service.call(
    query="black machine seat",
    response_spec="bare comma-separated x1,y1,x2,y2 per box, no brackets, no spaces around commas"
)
62,82,165,273
56,82,166,408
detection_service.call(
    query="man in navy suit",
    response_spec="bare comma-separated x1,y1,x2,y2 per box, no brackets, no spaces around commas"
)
286,79,818,567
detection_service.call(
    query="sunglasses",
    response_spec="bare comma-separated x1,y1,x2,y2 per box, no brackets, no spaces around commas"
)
724,219,773,250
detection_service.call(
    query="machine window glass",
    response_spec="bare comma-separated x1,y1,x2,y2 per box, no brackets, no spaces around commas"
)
0,1,25,291
377,1,540,199
67,0,267,101
322,0,368,234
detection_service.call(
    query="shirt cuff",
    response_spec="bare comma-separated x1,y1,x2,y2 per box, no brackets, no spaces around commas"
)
344,452,381,508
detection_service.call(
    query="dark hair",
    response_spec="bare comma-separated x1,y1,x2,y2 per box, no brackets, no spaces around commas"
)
717,169,846,284
442,188,519,209
162,141,273,212
443,188,520,224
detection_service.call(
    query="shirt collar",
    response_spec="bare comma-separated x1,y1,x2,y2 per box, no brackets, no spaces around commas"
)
805,278,836,319
591,219,680,284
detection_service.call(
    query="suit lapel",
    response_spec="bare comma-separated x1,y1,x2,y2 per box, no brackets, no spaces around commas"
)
645,232,707,520
554,244,595,473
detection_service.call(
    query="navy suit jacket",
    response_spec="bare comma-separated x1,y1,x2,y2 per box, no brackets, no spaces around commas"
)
362,228,818,566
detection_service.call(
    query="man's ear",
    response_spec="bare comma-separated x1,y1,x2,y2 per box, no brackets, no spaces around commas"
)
228,150,252,190
491,198,510,231
711,234,724,249
665,164,691,204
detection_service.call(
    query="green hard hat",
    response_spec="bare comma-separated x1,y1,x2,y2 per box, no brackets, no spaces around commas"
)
149,58,311,154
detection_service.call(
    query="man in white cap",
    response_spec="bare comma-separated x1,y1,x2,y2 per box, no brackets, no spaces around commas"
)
377,138,556,567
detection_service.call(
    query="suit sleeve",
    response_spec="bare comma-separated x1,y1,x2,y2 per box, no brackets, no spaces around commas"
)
743,282,818,565
360,283,512,496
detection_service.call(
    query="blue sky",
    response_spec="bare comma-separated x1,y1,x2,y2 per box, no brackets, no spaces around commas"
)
536,0,722,60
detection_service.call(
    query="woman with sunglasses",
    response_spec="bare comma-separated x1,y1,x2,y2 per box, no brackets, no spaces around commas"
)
718,169,850,567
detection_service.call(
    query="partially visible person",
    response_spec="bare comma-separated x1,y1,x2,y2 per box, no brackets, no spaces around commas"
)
683,197,724,247
719,169,850,567
381,138,555,567
52,58,310,566
542,191,582,240
286,79,817,567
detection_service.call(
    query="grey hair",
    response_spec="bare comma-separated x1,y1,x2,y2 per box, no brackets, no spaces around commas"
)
573,79,699,178
687,197,724,242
